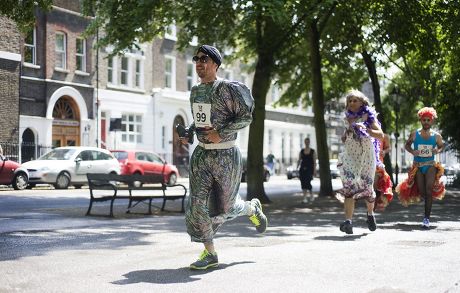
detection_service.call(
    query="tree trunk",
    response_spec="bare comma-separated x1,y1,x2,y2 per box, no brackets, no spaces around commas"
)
362,50,394,185
246,53,274,203
308,21,333,197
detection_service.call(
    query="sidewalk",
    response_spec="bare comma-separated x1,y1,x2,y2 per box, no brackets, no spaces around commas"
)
1,186,460,292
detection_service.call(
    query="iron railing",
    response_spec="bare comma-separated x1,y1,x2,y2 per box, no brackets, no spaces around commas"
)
0,141,52,163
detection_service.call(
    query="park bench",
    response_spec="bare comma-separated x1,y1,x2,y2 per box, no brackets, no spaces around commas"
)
86,173,187,217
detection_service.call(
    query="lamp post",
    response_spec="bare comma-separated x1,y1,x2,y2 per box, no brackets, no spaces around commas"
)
391,87,401,186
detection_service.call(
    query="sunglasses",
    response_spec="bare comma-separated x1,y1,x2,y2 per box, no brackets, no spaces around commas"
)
192,55,210,64
422,118,432,122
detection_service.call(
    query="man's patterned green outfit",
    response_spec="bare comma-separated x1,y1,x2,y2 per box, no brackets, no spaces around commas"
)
185,79,254,243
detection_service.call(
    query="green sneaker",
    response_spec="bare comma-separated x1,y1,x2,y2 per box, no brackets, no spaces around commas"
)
189,250,219,270
249,198,268,233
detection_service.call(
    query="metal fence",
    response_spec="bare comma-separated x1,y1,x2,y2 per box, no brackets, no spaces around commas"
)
0,141,52,163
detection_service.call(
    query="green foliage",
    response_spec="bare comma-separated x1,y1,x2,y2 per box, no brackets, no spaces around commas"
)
0,0,51,33
81,0,177,55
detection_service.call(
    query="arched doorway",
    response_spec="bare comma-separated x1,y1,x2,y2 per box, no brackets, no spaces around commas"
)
172,115,189,177
21,128,36,163
52,96,80,147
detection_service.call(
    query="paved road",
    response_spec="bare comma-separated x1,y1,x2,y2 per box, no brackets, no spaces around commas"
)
1,176,460,293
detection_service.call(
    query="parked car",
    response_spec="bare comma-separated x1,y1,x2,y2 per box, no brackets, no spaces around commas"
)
111,150,179,186
329,159,340,179
241,158,270,182
286,165,299,179
0,155,29,190
21,147,120,189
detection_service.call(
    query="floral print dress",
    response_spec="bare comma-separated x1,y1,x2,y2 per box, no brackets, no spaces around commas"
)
337,115,377,202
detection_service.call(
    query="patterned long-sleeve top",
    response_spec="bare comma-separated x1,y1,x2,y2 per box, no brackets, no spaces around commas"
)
188,79,254,144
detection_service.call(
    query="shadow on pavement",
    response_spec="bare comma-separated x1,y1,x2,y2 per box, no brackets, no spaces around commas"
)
1,188,459,261
112,261,255,285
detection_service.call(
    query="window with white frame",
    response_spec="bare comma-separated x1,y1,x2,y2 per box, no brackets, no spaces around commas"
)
164,56,175,89
24,27,36,64
55,32,66,69
120,57,128,86
165,24,177,41
106,48,144,89
107,57,114,83
135,59,141,88
121,114,142,143
76,38,86,72
187,61,196,91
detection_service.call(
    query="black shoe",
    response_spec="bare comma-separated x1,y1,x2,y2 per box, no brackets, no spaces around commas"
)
340,220,353,234
367,213,377,231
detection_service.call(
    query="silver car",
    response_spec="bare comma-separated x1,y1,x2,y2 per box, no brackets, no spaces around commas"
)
21,146,120,189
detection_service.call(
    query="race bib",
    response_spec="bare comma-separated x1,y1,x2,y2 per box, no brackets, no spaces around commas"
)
192,103,212,127
418,144,433,157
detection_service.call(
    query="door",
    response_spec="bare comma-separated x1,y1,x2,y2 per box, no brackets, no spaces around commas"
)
52,96,80,147
74,150,95,181
90,151,114,174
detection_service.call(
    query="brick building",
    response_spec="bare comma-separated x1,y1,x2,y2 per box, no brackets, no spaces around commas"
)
19,1,95,162
0,15,21,152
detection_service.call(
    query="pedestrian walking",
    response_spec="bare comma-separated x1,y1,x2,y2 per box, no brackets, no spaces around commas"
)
336,90,384,234
297,137,316,203
179,45,268,270
374,133,393,211
395,107,445,229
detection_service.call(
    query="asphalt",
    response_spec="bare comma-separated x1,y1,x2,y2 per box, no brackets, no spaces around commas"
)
1,179,460,293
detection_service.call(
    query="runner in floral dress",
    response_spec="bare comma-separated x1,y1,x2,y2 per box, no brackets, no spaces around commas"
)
337,90,384,234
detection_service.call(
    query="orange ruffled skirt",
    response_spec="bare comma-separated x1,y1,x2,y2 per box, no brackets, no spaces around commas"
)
395,162,445,206
374,166,393,211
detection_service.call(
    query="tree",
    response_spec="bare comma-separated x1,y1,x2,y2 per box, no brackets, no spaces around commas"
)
0,0,51,32
82,0,313,203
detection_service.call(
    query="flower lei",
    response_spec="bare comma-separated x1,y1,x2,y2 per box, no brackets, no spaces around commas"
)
345,106,383,167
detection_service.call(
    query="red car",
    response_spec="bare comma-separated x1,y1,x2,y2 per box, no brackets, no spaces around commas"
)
0,155,29,190
110,150,179,185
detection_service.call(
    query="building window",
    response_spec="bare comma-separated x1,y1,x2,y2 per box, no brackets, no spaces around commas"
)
24,27,36,64
76,38,86,72
55,32,66,69
165,56,175,89
120,57,128,86
107,57,114,83
121,114,142,143
135,59,141,88
187,62,196,91
105,47,144,89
